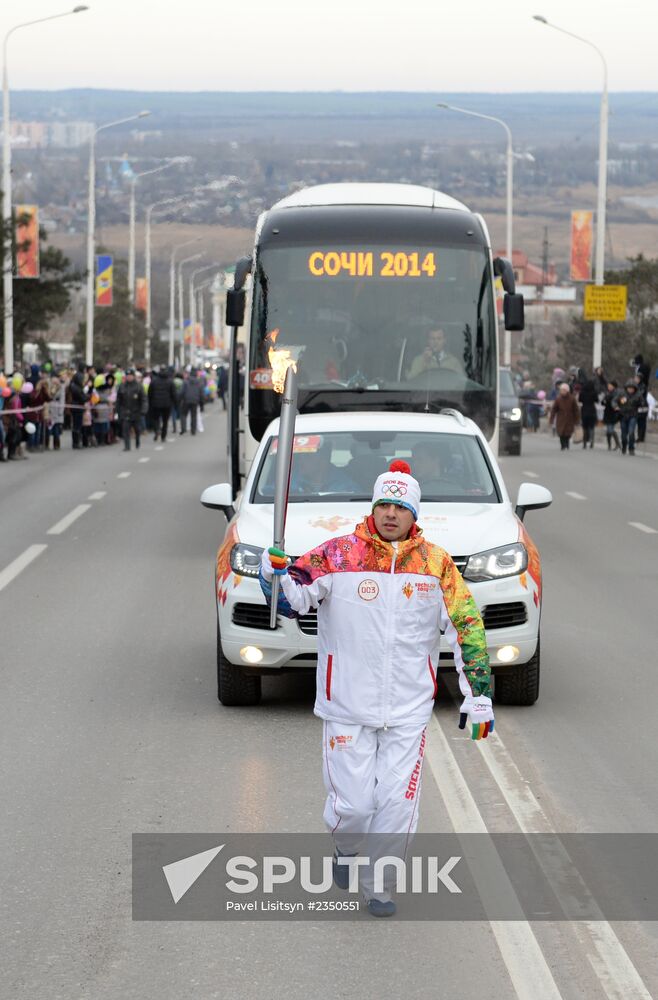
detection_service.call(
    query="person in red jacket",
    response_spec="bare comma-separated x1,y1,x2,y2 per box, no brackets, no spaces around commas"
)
260,460,492,917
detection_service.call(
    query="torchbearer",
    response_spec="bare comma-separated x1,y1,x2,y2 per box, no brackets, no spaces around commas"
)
260,459,494,918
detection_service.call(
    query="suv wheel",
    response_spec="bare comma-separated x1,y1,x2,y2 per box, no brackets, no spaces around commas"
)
216,620,262,706
495,637,540,706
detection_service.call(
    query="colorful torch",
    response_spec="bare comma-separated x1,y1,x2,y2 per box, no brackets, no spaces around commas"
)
268,331,299,628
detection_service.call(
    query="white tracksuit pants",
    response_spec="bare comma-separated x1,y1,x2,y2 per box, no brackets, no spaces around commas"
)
322,720,427,901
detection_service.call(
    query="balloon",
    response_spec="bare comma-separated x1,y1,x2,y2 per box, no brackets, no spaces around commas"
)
0,373,6,388
537,390,546,400
1,387,10,398
22,381,34,394
11,373,24,390
25,422,36,435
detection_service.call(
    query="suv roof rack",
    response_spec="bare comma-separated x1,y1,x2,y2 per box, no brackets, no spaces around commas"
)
439,407,467,426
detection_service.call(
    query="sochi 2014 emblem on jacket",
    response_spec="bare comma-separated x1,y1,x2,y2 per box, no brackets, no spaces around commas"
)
402,582,414,600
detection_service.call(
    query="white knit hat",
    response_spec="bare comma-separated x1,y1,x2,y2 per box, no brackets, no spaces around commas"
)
372,460,421,521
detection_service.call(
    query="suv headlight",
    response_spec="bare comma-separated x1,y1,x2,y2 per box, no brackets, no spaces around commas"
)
230,543,264,578
501,407,522,421
462,543,527,582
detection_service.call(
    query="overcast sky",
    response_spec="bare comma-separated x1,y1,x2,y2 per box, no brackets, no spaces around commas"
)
3,0,657,92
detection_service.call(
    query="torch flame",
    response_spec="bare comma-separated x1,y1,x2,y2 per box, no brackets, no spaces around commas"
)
267,328,297,394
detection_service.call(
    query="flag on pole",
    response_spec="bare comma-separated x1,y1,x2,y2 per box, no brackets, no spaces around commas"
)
95,255,113,307
570,210,593,282
135,277,148,312
16,204,40,278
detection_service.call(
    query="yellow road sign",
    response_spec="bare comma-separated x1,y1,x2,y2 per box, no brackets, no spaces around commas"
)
583,284,627,322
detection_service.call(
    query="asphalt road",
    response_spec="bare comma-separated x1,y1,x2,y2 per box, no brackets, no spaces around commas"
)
1,412,657,1000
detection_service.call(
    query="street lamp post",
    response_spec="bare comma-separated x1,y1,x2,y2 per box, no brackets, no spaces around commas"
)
533,16,608,370
85,110,150,366
178,253,202,366
169,239,200,366
189,263,220,365
437,101,514,364
144,194,190,366
2,5,89,372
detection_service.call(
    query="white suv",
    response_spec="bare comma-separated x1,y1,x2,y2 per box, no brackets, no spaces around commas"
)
201,411,552,707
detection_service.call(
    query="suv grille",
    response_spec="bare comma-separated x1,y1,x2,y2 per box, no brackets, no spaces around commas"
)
482,602,527,630
232,603,271,630
298,613,318,636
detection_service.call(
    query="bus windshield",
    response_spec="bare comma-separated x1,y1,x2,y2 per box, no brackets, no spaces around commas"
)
249,242,497,438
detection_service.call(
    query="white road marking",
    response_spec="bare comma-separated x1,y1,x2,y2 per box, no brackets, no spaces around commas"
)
628,522,657,534
475,727,652,999
522,470,539,479
46,504,91,536
565,491,587,500
138,457,150,464
117,472,131,479
0,544,48,594
426,715,563,999
88,491,107,501
155,446,164,452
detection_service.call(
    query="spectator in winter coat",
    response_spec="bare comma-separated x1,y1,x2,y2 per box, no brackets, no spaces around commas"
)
578,377,599,449
116,369,147,451
68,370,87,449
148,366,177,442
180,369,203,435
616,381,643,455
602,381,621,451
549,383,581,451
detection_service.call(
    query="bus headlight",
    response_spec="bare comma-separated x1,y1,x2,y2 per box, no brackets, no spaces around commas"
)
462,543,527,582
230,543,264,577
501,407,522,421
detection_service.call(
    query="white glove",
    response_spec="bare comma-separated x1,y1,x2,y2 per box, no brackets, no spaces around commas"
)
260,547,288,582
459,695,494,740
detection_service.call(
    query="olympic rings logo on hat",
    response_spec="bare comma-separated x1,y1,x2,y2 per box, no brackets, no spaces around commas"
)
382,482,408,497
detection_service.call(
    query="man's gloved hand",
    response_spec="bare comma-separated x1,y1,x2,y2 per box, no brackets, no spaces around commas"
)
459,695,494,740
260,547,289,582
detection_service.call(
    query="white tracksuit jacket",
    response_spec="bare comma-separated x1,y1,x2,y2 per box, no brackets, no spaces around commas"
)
261,515,491,728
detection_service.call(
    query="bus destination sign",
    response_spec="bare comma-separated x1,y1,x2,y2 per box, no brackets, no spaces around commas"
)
308,250,437,279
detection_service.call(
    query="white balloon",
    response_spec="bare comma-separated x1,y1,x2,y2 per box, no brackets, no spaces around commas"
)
25,421,36,435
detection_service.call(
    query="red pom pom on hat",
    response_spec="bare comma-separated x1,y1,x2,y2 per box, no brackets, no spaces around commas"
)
389,459,412,475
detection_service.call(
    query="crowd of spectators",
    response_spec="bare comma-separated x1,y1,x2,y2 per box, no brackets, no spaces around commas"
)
0,361,228,462
512,354,656,454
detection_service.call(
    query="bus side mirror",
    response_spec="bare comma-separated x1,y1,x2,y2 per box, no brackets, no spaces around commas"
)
226,289,246,327
504,293,525,332
234,255,252,291
493,256,516,294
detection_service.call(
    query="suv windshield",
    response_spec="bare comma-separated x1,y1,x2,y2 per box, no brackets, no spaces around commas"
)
252,431,499,504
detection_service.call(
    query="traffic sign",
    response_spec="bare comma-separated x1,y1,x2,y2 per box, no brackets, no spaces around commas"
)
583,285,627,322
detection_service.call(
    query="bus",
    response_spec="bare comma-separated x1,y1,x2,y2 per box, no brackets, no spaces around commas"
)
225,183,523,494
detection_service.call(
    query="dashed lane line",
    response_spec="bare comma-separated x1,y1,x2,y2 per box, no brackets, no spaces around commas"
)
0,544,48,594
138,457,150,464
117,472,131,479
46,504,92,536
475,727,653,999
427,714,563,999
565,491,587,500
522,470,539,479
628,522,657,534
155,446,164,452
88,491,107,501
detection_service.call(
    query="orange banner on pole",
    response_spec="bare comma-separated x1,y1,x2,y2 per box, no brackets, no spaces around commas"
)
16,204,40,278
570,210,593,282
135,277,148,312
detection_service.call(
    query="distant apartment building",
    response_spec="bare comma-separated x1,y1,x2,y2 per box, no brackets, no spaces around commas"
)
3,120,94,148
